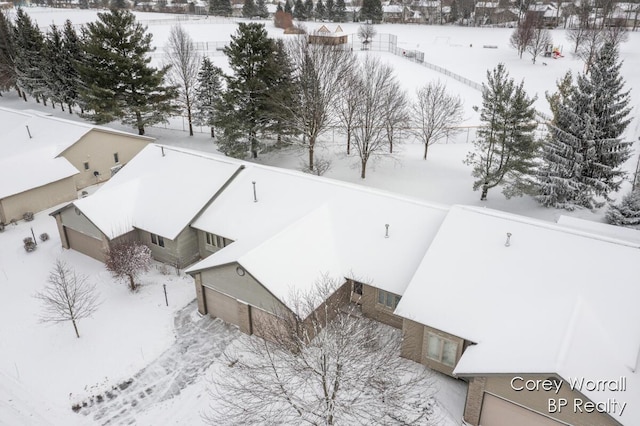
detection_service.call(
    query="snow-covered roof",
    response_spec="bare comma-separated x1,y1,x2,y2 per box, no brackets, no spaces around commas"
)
74,145,242,240
475,1,498,8
188,163,448,306
557,215,640,245
396,205,640,425
383,4,403,13
0,107,152,199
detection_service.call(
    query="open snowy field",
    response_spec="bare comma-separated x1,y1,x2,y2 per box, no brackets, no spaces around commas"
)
1,7,640,425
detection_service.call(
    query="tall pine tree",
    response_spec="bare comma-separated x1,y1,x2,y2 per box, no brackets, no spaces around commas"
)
194,56,224,138
13,8,46,103
42,24,66,109
315,0,326,20
536,43,632,209
242,0,258,17
293,0,307,20
80,10,177,135
61,20,83,114
360,0,383,23
334,0,347,22
218,23,286,158
0,11,17,94
304,0,315,20
325,0,335,21
465,64,539,200
210,0,233,16
257,0,270,18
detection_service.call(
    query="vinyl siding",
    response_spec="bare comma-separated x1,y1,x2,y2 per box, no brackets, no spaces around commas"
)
0,177,76,223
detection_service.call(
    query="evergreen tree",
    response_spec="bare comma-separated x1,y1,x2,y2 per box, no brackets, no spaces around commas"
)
293,0,307,20
61,20,83,114
109,0,128,9
0,11,17,93
360,0,383,23
42,24,66,109
305,0,315,19
218,23,285,158
194,56,224,138
325,0,335,21
80,9,177,135
450,0,459,23
243,0,258,17
257,0,270,18
606,190,640,226
276,1,283,12
334,0,347,21
13,8,47,103
284,0,293,14
315,0,326,20
536,43,632,209
465,64,539,200
262,39,297,142
210,0,233,16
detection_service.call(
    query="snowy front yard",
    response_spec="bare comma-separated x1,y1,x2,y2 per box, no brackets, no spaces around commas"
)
0,210,467,425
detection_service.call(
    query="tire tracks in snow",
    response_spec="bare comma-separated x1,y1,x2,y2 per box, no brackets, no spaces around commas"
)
75,300,240,425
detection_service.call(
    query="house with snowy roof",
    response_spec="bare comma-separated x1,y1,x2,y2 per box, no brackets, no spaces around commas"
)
0,107,151,225
50,144,640,425
396,205,640,426
50,145,243,264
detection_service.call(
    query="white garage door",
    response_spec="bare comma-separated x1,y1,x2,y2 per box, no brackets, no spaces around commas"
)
203,286,239,326
480,393,565,426
65,227,106,262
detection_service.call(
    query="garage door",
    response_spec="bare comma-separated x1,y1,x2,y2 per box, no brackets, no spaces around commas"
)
203,286,239,326
480,393,565,426
65,227,106,262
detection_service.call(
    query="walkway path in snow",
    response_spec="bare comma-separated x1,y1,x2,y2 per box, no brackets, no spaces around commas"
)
75,301,240,425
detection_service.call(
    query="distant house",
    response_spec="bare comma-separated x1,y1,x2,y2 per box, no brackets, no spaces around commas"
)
308,25,348,45
0,107,151,225
382,4,405,22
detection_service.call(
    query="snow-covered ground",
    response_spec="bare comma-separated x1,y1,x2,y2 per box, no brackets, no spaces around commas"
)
1,7,639,425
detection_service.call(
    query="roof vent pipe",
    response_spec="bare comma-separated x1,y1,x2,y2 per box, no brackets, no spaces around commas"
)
252,181,257,203
505,232,512,247
385,224,389,238
25,125,32,139
161,146,165,157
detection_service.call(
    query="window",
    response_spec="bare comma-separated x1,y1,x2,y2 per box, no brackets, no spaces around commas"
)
114,153,119,164
83,162,90,170
205,232,228,249
426,332,458,367
353,281,363,295
151,233,165,247
377,290,401,309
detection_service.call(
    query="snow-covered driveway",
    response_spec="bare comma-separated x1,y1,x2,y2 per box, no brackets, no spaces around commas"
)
75,301,240,425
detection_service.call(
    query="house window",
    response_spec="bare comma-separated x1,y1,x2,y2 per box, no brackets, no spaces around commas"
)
353,281,363,295
151,233,165,247
377,290,401,310
205,232,228,249
83,162,90,170
426,333,458,367
114,153,119,164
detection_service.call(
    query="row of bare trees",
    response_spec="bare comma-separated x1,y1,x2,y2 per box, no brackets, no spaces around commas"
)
163,24,465,179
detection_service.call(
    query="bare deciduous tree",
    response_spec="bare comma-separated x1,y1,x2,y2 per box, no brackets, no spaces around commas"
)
577,27,606,73
510,12,536,58
383,82,409,154
164,25,201,136
527,27,552,64
105,241,152,292
604,19,629,48
412,81,464,160
35,260,99,338
285,34,356,172
352,57,399,179
337,73,360,155
357,23,376,49
205,276,437,426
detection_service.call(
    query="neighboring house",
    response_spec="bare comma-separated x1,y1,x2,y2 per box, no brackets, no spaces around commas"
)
396,205,640,426
308,25,348,45
50,145,242,263
186,162,448,332
0,107,151,224
382,4,405,22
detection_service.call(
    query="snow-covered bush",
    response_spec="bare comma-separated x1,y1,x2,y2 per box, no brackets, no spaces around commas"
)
23,211,34,222
606,190,640,227
23,237,36,252
40,233,49,242
105,241,152,291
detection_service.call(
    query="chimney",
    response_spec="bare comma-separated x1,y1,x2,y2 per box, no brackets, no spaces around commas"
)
385,224,389,238
252,181,257,203
505,232,512,247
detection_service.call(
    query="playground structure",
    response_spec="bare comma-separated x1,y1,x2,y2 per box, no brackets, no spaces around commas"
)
544,43,564,59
